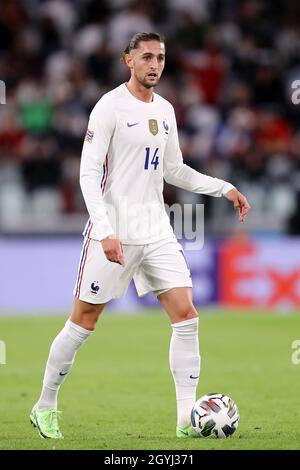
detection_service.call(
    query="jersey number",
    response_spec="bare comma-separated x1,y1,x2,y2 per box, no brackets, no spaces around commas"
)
144,147,159,170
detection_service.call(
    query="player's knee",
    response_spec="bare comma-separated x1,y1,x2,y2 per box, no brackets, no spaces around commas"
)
71,299,104,330
81,320,97,330
175,304,198,323
80,312,101,330
80,305,102,329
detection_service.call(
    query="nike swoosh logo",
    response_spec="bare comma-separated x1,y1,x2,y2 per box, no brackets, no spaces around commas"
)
180,430,189,436
190,375,199,379
59,371,68,376
127,122,139,127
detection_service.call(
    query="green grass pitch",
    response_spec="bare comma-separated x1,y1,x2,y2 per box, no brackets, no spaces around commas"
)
0,310,300,450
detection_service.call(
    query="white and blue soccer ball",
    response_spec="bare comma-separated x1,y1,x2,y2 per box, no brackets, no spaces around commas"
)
191,393,239,438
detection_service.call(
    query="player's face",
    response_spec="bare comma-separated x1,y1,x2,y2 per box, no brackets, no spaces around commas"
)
130,41,165,89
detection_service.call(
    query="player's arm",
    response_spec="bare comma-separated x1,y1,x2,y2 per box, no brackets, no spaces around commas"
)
80,99,125,265
163,109,250,221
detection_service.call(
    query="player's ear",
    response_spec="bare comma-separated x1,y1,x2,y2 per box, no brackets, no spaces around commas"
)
124,53,133,69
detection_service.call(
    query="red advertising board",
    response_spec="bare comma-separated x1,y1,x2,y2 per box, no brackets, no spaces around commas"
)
219,238,300,309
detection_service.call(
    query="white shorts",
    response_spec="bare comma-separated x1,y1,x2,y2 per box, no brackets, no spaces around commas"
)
73,236,192,304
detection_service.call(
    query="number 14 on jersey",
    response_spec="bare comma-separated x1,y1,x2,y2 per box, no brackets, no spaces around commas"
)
144,147,159,170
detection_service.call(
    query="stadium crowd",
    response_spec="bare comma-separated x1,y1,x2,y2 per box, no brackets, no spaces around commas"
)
1,0,300,234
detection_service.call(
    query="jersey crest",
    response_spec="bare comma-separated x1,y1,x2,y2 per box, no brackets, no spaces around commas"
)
148,119,158,135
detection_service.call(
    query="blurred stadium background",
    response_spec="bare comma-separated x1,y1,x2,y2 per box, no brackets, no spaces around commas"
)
1,0,300,315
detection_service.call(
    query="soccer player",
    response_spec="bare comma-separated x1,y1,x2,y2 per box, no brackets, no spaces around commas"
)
30,32,250,439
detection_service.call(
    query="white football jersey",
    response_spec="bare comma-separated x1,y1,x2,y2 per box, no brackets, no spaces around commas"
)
80,83,234,244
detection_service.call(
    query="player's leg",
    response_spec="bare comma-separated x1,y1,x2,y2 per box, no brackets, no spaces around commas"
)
36,299,105,410
70,296,105,330
31,237,109,438
134,238,200,437
157,286,197,323
31,239,142,438
31,299,105,439
158,287,200,437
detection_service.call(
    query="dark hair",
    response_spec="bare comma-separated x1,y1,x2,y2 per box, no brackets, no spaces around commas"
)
121,32,164,62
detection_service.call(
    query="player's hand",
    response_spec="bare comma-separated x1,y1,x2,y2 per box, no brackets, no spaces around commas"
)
101,235,125,266
225,188,251,222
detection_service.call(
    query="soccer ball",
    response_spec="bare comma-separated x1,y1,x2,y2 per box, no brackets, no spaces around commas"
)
191,393,239,438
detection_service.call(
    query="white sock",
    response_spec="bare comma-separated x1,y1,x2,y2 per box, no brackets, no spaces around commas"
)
169,317,200,428
37,319,92,410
